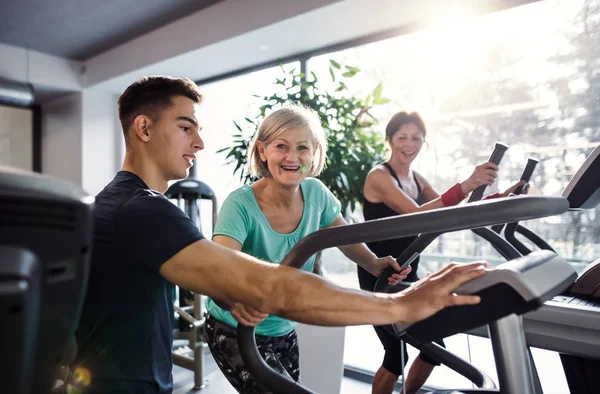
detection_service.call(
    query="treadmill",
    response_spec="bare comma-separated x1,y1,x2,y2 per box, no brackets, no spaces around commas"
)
470,145,600,393
233,195,575,394
0,166,94,394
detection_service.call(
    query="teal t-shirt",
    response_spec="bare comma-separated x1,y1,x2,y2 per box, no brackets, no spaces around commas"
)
206,177,341,337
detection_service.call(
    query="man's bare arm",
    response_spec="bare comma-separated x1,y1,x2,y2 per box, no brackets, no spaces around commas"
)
160,239,486,327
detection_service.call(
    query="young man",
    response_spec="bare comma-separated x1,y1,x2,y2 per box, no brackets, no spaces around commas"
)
70,76,487,394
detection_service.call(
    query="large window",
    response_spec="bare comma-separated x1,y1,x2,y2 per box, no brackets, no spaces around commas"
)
194,0,598,392
309,0,597,392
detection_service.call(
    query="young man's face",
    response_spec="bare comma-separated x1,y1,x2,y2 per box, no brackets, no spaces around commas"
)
148,95,204,181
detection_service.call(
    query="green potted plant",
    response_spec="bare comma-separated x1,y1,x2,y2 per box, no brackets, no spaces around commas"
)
218,60,389,218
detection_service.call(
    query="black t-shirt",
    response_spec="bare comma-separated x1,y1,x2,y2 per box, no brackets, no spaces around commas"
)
72,171,205,394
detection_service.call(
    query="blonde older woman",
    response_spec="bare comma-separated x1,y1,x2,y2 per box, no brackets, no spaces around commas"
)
205,105,409,393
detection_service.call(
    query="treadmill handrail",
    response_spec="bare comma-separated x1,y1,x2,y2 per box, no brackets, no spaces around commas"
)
472,227,521,260
282,196,566,269
375,227,521,289
238,325,314,394
504,222,556,255
403,334,497,390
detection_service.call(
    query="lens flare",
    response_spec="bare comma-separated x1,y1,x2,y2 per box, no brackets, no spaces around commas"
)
69,366,92,390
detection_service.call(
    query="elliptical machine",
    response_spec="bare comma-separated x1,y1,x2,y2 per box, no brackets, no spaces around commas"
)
227,144,578,394
227,190,573,393
165,175,217,391
489,145,600,394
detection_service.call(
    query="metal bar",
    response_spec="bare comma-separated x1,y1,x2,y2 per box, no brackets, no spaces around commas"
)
488,315,535,394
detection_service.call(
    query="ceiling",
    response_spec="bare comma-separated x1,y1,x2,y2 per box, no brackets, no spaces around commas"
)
0,0,223,60
0,0,541,103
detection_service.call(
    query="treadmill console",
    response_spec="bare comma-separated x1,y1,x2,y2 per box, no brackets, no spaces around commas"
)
562,144,600,209
570,257,600,298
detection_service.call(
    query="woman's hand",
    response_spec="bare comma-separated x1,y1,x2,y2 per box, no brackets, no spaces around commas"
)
501,180,530,197
370,256,412,286
393,261,488,323
460,162,499,194
230,303,268,326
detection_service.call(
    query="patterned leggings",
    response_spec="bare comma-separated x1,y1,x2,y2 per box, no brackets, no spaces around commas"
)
205,314,300,394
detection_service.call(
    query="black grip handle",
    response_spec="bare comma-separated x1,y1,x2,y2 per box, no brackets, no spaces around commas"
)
377,251,419,287
492,156,539,233
468,142,509,202
374,232,440,293
514,157,539,195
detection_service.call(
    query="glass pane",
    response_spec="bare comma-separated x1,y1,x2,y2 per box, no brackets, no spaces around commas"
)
309,0,594,391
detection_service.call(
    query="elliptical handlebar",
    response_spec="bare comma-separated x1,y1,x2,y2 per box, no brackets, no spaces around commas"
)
468,142,509,202
492,156,539,234
516,157,539,195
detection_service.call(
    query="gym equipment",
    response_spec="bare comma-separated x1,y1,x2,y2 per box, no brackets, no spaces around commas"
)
234,194,570,394
370,156,549,393
468,142,509,202
165,178,217,390
0,166,94,394
491,156,539,234
392,142,513,273
477,144,600,394
391,250,576,394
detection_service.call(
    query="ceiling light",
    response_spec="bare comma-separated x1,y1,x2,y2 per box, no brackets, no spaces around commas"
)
0,78,35,107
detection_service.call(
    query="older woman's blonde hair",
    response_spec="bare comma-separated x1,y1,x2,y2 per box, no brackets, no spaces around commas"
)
248,105,328,178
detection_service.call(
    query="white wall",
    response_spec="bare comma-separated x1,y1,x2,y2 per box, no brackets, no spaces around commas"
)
297,325,346,394
0,42,82,98
0,105,33,170
41,93,83,185
81,88,121,196
40,88,122,195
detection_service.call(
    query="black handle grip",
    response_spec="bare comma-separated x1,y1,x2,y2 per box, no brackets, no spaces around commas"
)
376,253,420,291
374,232,441,293
492,156,539,233
514,157,539,195
468,142,510,202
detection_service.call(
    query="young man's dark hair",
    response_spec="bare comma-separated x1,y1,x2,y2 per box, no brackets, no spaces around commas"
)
118,76,203,147
69,75,486,394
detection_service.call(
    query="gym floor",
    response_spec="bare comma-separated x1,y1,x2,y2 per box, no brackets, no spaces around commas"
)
171,355,430,394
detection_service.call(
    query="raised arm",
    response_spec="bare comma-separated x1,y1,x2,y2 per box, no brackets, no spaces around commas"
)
159,239,485,327
364,162,499,214
364,167,446,214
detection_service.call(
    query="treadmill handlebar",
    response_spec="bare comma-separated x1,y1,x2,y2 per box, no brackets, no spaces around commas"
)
515,157,539,195
375,226,522,294
281,196,566,269
237,325,315,394
468,142,509,202
491,157,539,233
